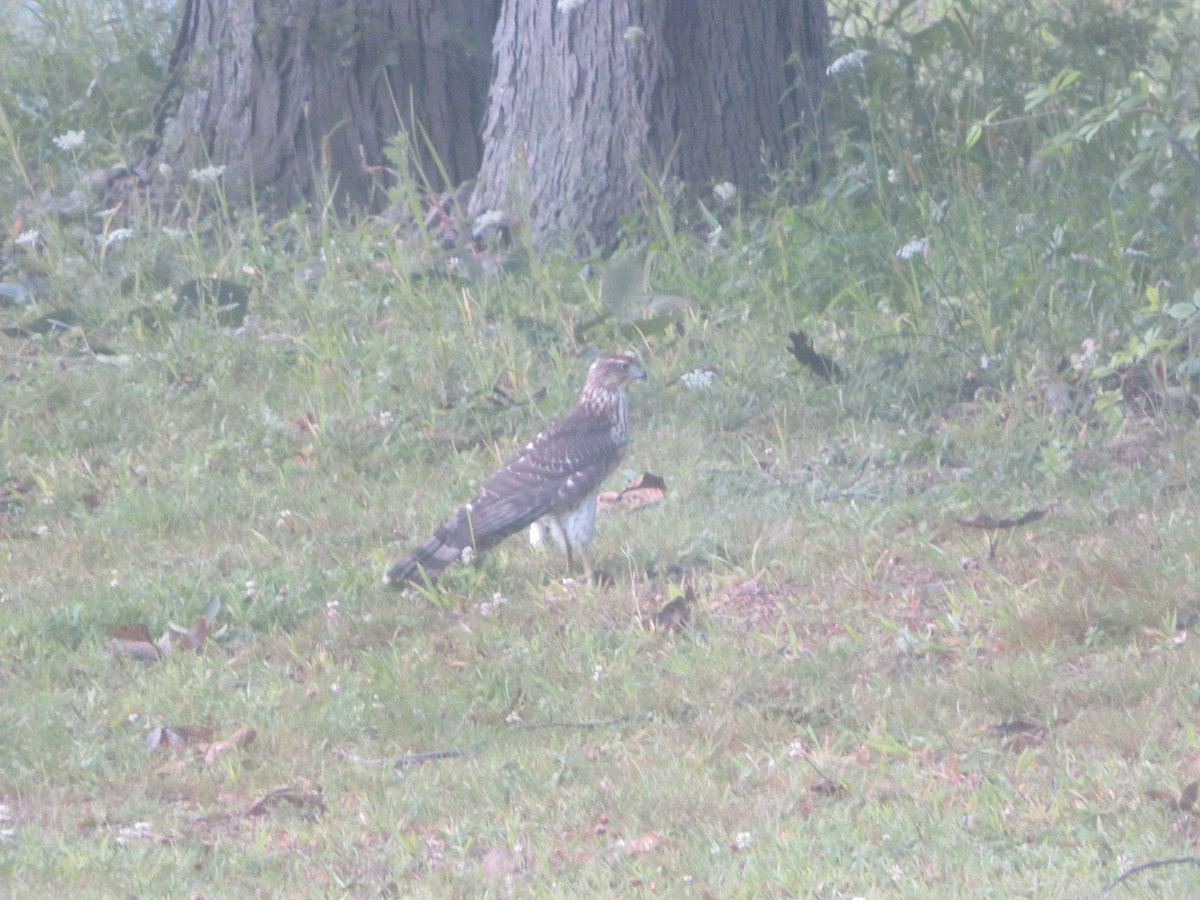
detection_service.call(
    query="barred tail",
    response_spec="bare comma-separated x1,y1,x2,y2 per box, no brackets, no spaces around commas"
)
384,532,464,585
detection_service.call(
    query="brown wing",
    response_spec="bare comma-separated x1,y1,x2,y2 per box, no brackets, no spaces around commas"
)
385,406,622,584
454,405,623,547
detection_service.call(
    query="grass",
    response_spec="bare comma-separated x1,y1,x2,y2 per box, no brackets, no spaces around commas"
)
3,0,1200,895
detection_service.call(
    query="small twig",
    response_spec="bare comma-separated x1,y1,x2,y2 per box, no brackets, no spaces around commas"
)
1102,856,1200,893
828,489,885,502
391,748,473,767
511,715,634,731
801,755,836,784
334,715,639,768
953,507,1048,531
333,747,474,768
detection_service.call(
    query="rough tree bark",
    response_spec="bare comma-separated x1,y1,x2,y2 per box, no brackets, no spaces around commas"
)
147,0,499,213
470,0,828,253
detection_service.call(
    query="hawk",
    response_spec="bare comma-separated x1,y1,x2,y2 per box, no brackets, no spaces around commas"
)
385,352,647,586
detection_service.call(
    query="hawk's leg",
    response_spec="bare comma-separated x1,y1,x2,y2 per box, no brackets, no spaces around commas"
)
569,545,595,583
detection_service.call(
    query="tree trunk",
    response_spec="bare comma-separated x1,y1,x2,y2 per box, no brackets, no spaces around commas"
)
470,0,828,253
148,0,498,213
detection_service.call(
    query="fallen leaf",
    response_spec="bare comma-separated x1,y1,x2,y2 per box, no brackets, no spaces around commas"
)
481,846,519,878
179,615,207,652
810,778,847,797
146,724,216,752
107,610,212,662
108,623,154,643
987,719,1047,752
649,592,692,631
201,726,257,763
1148,781,1199,812
244,781,324,818
1183,781,1199,811
105,636,162,662
624,832,666,855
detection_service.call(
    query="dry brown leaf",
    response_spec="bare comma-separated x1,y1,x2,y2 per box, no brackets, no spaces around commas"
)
105,637,162,662
107,623,154,643
146,725,216,752
107,613,210,662
481,846,519,878
153,757,191,775
624,832,667,855
179,615,207,652
1148,781,1199,812
244,780,324,818
810,778,847,798
649,591,692,631
1182,781,1199,811
201,726,257,763
987,718,1047,752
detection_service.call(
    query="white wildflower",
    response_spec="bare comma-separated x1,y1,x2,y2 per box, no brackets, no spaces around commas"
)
161,226,188,239
558,0,587,11
479,592,508,617
826,49,869,77
95,207,120,220
887,168,899,185
624,26,646,48
733,831,752,851
895,237,929,261
101,228,134,246
473,209,506,231
460,545,475,565
679,367,717,390
14,229,40,246
713,181,737,203
53,130,86,151
188,164,226,184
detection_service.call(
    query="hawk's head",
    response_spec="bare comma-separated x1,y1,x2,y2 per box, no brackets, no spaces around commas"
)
586,352,648,393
